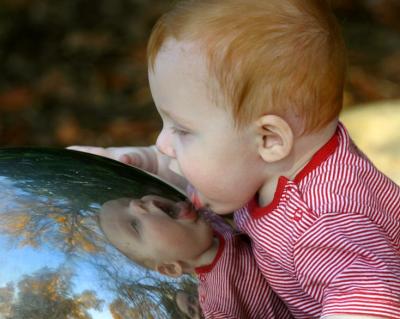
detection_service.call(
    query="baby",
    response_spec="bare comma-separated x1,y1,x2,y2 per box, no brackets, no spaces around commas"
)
99,195,292,319
71,0,400,318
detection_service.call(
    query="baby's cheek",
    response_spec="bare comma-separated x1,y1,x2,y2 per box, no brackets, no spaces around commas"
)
183,161,219,191
153,224,187,246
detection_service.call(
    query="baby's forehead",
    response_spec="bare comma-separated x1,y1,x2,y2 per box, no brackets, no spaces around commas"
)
100,198,131,217
158,38,201,59
103,197,130,207
153,38,208,74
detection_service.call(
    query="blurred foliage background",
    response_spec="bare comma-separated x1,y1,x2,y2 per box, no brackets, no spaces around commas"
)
0,0,399,147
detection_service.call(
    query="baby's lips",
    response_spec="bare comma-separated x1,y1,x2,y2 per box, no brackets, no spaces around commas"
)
190,192,203,210
176,201,198,221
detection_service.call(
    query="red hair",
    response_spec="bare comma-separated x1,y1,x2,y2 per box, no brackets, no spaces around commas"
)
148,0,347,133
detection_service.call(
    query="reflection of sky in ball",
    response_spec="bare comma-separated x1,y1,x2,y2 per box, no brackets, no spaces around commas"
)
0,174,112,317
0,218,143,318
0,238,114,318
0,175,145,318
0,238,63,287
0,148,188,319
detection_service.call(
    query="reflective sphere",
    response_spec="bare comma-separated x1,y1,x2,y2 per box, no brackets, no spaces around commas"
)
0,148,194,319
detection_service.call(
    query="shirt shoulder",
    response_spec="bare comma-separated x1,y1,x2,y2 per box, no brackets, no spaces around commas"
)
198,230,291,318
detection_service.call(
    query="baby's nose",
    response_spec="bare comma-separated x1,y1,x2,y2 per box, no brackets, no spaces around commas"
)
155,129,176,158
129,200,148,214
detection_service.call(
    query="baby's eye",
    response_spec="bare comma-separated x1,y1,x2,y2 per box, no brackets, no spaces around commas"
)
130,219,139,232
171,126,189,136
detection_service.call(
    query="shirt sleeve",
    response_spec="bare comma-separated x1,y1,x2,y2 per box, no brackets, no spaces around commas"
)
293,213,400,319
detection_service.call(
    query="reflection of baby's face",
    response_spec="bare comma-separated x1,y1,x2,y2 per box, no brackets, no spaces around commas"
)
99,195,214,265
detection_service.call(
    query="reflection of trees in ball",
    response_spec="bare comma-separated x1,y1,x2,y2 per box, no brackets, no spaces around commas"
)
0,148,185,256
103,266,198,319
0,148,194,318
0,267,103,319
0,263,198,319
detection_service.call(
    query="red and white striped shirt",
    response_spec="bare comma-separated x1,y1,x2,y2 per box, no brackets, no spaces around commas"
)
196,212,293,319
234,123,400,319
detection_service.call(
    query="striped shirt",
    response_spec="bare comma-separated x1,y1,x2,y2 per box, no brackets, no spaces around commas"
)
196,212,293,319
234,123,400,319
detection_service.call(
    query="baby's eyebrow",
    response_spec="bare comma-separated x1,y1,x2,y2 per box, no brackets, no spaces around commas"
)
159,108,192,127
129,217,140,237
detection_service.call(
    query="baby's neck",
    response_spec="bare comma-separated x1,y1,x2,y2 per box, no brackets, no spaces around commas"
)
287,120,338,179
184,236,221,273
258,120,338,207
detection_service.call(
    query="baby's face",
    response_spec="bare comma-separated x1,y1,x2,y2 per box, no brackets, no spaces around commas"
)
99,195,214,265
149,38,266,214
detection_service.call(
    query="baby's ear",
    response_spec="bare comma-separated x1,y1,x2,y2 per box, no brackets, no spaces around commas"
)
155,261,183,277
256,115,293,163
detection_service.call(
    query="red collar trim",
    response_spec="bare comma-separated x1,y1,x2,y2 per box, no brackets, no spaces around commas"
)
293,129,339,183
249,129,339,219
249,176,288,218
195,231,225,274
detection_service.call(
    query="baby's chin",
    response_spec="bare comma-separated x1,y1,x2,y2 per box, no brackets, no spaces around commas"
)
205,202,239,215
191,191,241,215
